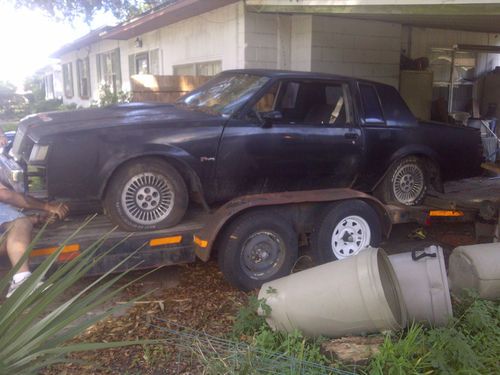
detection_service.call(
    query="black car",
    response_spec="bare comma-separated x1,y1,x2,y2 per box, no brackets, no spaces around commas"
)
0,70,483,231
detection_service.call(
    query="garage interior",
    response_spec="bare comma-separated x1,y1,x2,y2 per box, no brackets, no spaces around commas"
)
246,0,500,164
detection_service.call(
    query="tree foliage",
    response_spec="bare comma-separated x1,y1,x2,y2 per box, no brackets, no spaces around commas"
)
9,0,169,22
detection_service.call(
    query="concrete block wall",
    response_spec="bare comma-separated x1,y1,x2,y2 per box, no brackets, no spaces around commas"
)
244,11,279,69
310,16,401,87
290,15,313,71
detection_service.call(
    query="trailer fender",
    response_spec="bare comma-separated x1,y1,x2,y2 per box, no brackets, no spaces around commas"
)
194,188,392,262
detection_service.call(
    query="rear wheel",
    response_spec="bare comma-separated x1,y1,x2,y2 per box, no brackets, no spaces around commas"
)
104,158,188,231
218,210,298,291
378,156,427,206
311,200,382,264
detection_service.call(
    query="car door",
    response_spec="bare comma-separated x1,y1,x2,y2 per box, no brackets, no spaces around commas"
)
214,78,363,201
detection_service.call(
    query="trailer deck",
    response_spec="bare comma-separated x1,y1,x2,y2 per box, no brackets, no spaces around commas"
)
2,177,500,277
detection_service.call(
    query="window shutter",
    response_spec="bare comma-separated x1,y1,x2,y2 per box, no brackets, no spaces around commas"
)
150,49,160,75
96,54,102,89
112,48,122,92
76,59,82,98
128,54,135,77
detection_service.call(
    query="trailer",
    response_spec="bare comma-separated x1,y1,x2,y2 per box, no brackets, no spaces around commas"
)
2,178,500,291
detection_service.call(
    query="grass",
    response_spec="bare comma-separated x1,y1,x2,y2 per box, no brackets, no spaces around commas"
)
213,292,500,375
0,122,18,132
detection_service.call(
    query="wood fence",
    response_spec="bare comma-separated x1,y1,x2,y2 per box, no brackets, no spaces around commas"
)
130,75,210,103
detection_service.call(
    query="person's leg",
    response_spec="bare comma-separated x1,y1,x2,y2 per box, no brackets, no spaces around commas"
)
2,217,33,273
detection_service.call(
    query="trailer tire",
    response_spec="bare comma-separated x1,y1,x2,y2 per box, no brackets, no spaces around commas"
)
104,158,188,231
378,156,428,206
311,200,381,264
218,209,298,291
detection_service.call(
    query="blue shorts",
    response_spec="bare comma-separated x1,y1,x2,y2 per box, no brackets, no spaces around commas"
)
0,202,25,229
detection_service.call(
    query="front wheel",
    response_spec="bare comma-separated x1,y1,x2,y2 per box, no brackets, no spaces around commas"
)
217,209,298,291
311,200,382,264
104,158,188,231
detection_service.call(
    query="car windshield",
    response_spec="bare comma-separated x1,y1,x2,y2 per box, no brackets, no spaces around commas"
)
176,73,270,116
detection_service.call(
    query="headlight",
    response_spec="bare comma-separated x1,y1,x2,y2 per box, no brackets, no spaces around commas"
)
29,144,49,162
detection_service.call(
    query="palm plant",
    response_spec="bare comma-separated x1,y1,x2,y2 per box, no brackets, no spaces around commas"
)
0,217,155,374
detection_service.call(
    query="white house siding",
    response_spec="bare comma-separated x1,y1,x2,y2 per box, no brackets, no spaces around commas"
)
158,2,244,74
310,16,401,87
59,2,245,107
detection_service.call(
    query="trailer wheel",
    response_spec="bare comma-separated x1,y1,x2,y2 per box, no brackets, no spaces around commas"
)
311,200,381,264
379,156,427,206
104,158,188,231
218,210,298,291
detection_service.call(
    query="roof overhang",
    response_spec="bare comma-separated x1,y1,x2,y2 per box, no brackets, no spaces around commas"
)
105,0,239,40
246,0,500,33
50,26,112,58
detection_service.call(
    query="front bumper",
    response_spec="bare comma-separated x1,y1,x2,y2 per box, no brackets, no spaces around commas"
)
0,154,25,192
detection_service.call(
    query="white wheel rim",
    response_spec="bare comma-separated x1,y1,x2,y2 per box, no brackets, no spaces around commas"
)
121,172,174,225
392,163,424,204
331,215,371,259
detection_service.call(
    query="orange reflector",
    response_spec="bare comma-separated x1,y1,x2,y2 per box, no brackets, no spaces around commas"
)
31,244,81,257
149,235,183,247
58,252,80,262
193,235,208,248
429,210,464,217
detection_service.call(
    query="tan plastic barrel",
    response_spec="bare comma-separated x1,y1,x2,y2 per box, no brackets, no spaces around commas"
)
449,243,500,300
258,247,407,338
389,246,452,326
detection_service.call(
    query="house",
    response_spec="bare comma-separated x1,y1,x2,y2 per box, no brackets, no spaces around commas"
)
52,0,500,117
38,64,63,100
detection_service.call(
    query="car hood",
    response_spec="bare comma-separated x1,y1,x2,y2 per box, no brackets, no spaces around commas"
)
18,102,220,142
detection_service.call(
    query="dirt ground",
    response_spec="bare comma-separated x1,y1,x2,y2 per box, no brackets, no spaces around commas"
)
17,221,480,373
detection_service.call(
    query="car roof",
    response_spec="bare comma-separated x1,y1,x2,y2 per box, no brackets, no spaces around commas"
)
221,69,390,88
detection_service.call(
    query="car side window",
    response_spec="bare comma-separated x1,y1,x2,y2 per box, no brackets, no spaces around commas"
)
275,81,349,126
359,84,385,124
254,82,280,112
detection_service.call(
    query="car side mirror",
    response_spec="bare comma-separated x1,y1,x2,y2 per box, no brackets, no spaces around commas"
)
261,111,283,128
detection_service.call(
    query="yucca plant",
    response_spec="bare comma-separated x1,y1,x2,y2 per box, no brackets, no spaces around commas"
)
0,217,157,374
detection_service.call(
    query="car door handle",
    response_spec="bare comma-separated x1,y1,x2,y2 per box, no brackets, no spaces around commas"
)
344,133,359,140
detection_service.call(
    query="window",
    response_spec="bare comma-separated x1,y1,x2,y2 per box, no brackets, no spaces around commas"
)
178,73,270,116
62,63,74,98
128,49,160,76
429,48,476,113
254,82,280,112
261,80,350,125
359,84,384,124
173,60,222,76
45,74,55,100
97,49,122,93
76,58,91,99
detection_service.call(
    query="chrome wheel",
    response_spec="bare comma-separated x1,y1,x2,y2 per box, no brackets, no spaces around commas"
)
392,163,425,205
121,172,174,225
240,231,286,280
331,215,371,259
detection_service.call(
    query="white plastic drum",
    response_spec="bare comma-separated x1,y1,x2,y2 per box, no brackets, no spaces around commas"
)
389,245,452,326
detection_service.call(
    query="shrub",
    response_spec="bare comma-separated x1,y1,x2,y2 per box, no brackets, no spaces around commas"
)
0,222,155,374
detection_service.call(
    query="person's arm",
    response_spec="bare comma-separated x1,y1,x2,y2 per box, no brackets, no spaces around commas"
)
0,128,7,147
0,186,69,219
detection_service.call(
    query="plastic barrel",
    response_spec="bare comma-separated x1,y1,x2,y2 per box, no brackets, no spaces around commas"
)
389,246,452,326
258,247,407,338
449,243,500,300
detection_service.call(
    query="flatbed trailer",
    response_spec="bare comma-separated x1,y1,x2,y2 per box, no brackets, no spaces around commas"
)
2,177,500,290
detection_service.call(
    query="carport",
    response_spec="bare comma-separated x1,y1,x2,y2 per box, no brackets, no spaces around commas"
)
246,0,500,126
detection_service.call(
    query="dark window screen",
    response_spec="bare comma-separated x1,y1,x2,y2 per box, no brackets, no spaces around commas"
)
360,84,384,124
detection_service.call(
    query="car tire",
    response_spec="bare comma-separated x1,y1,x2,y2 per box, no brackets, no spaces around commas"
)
311,200,382,264
104,158,188,231
378,156,428,206
217,209,298,291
